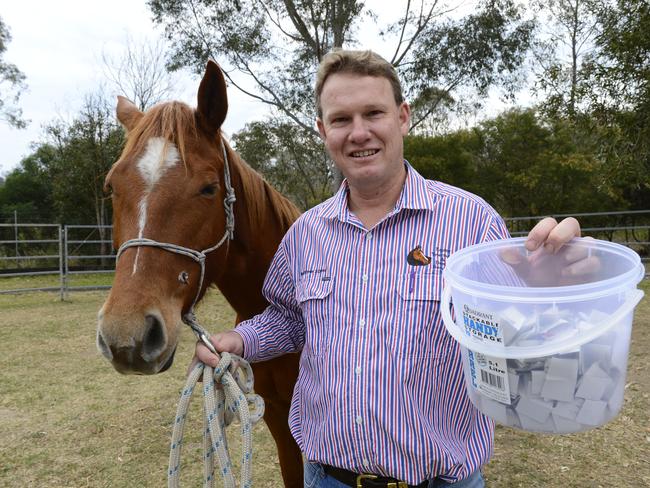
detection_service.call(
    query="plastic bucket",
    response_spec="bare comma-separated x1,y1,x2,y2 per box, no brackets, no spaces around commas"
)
441,237,645,433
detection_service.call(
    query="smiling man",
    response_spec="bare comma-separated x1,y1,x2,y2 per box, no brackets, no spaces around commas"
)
195,49,582,487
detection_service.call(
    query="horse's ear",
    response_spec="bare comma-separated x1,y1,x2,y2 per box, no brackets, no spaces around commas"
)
116,96,144,134
197,60,228,133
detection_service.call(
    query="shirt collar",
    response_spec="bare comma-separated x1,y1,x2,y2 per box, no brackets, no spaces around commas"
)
318,161,438,222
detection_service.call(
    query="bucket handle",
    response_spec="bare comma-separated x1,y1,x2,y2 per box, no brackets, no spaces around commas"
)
441,283,644,359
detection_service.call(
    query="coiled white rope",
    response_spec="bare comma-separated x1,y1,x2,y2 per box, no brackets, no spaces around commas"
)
168,351,265,488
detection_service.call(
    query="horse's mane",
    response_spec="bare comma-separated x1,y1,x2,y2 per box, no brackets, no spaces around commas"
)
112,100,300,232
223,142,301,232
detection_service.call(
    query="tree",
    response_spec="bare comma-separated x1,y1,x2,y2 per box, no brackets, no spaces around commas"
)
471,109,618,217
531,0,599,119
45,92,124,233
102,34,180,111
148,0,536,197
232,119,331,209
0,145,57,223
581,0,650,209
0,17,27,129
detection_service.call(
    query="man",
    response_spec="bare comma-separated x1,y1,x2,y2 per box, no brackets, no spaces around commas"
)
195,50,583,487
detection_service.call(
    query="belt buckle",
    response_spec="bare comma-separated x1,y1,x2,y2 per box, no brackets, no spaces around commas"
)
356,474,408,488
356,474,377,488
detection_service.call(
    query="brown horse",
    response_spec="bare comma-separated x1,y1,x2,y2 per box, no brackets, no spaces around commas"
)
96,60,303,487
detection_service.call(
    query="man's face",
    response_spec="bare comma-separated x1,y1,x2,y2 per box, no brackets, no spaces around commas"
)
317,73,410,191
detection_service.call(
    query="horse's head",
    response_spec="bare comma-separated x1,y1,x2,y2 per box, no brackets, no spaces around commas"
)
97,61,232,374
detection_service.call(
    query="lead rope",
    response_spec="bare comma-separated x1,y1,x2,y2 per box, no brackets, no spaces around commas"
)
115,140,264,487
168,346,264,488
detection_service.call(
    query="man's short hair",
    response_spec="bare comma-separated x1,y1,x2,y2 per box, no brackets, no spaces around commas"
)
315,49,404,118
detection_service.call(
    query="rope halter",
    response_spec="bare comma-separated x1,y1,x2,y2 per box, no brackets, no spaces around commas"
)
115,139,236,343
113,138,264,486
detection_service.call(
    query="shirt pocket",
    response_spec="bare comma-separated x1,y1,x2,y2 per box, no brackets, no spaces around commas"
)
391,270,453,359
295,272,334,355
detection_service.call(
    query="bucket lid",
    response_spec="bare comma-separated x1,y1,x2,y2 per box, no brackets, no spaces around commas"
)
443,237,644,303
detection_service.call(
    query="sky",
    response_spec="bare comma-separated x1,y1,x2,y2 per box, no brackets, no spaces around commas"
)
0,0,270,176
0,0,503,177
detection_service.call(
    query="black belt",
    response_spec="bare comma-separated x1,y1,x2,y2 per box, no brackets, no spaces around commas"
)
322,464,428,488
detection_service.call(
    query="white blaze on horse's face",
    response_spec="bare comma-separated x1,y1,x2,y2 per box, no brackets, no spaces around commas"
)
132,137,180,274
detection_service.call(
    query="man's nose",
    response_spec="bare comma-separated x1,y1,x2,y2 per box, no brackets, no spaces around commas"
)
348,116,371,143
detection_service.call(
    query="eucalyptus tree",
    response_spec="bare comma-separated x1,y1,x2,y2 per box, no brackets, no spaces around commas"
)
148,0,535,199
0,17,27,129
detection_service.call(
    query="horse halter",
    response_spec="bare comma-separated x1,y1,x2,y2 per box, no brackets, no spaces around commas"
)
115,139,235,353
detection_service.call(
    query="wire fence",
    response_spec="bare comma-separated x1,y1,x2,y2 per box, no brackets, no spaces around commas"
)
1,211,648,297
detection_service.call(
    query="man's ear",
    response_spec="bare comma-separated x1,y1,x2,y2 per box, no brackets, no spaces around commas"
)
316,118,326,141
399,102,411,136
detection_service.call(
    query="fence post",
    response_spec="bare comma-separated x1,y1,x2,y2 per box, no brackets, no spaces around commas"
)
63,226,69,301
59,225,65,301
14,210,18,257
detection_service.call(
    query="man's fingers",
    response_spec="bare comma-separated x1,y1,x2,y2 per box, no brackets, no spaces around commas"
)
196,341,220,368
561,255,601,278
525,217,558,251
525,217,581,252
544,217,581,253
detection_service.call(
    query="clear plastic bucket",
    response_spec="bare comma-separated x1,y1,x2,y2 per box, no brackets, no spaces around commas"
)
441,237,644,433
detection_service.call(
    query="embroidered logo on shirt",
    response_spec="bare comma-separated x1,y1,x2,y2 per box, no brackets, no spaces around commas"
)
407,245,431,266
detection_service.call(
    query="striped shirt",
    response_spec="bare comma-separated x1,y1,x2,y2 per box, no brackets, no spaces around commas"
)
235,163,510,484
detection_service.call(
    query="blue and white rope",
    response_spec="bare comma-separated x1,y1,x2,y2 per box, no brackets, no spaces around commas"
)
168,351,264,487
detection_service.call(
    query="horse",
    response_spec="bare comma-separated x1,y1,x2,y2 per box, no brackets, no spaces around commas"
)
96,60,303,487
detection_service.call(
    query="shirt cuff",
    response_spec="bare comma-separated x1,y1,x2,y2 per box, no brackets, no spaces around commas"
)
234,323,260,361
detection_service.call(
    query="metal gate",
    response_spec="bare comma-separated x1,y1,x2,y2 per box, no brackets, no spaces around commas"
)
1,212,649,297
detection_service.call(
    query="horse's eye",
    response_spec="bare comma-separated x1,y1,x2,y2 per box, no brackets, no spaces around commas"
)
200,184,218,197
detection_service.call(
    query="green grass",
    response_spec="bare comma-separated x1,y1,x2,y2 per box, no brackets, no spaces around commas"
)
1,280,649,487
0,272,114,293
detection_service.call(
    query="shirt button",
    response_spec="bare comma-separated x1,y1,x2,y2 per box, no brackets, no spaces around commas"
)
362,274,368,283
359,319,366,327
356,416,363,425
366,232,372,240
362,458,370,466
355,366,362,375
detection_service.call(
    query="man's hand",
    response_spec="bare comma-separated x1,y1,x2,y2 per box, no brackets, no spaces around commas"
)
187,330,244,375
501,217,599,285
524,216,580,254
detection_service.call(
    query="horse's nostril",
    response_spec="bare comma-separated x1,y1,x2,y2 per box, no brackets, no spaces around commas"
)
96,330,113,360
142,314,166,361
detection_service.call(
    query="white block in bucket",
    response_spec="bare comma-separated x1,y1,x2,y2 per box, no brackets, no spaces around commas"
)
442,237,645,434
575,364,612,400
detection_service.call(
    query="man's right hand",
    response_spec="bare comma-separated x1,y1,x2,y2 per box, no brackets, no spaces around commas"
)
188,330,244,374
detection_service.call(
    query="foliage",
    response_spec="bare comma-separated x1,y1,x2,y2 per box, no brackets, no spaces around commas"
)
44,93,124,227
581,0,650,209
530,0,600,119
0,92,124,227
0,145,57,223
0,16,27,129
476,109,624,216
405,130,482,196
231,120,331,209
406,0,535,131
148,0,537,192
406,109,620,217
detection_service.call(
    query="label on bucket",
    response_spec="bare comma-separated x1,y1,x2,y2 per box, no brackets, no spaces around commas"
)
467,350,511,404
462,305,504,345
